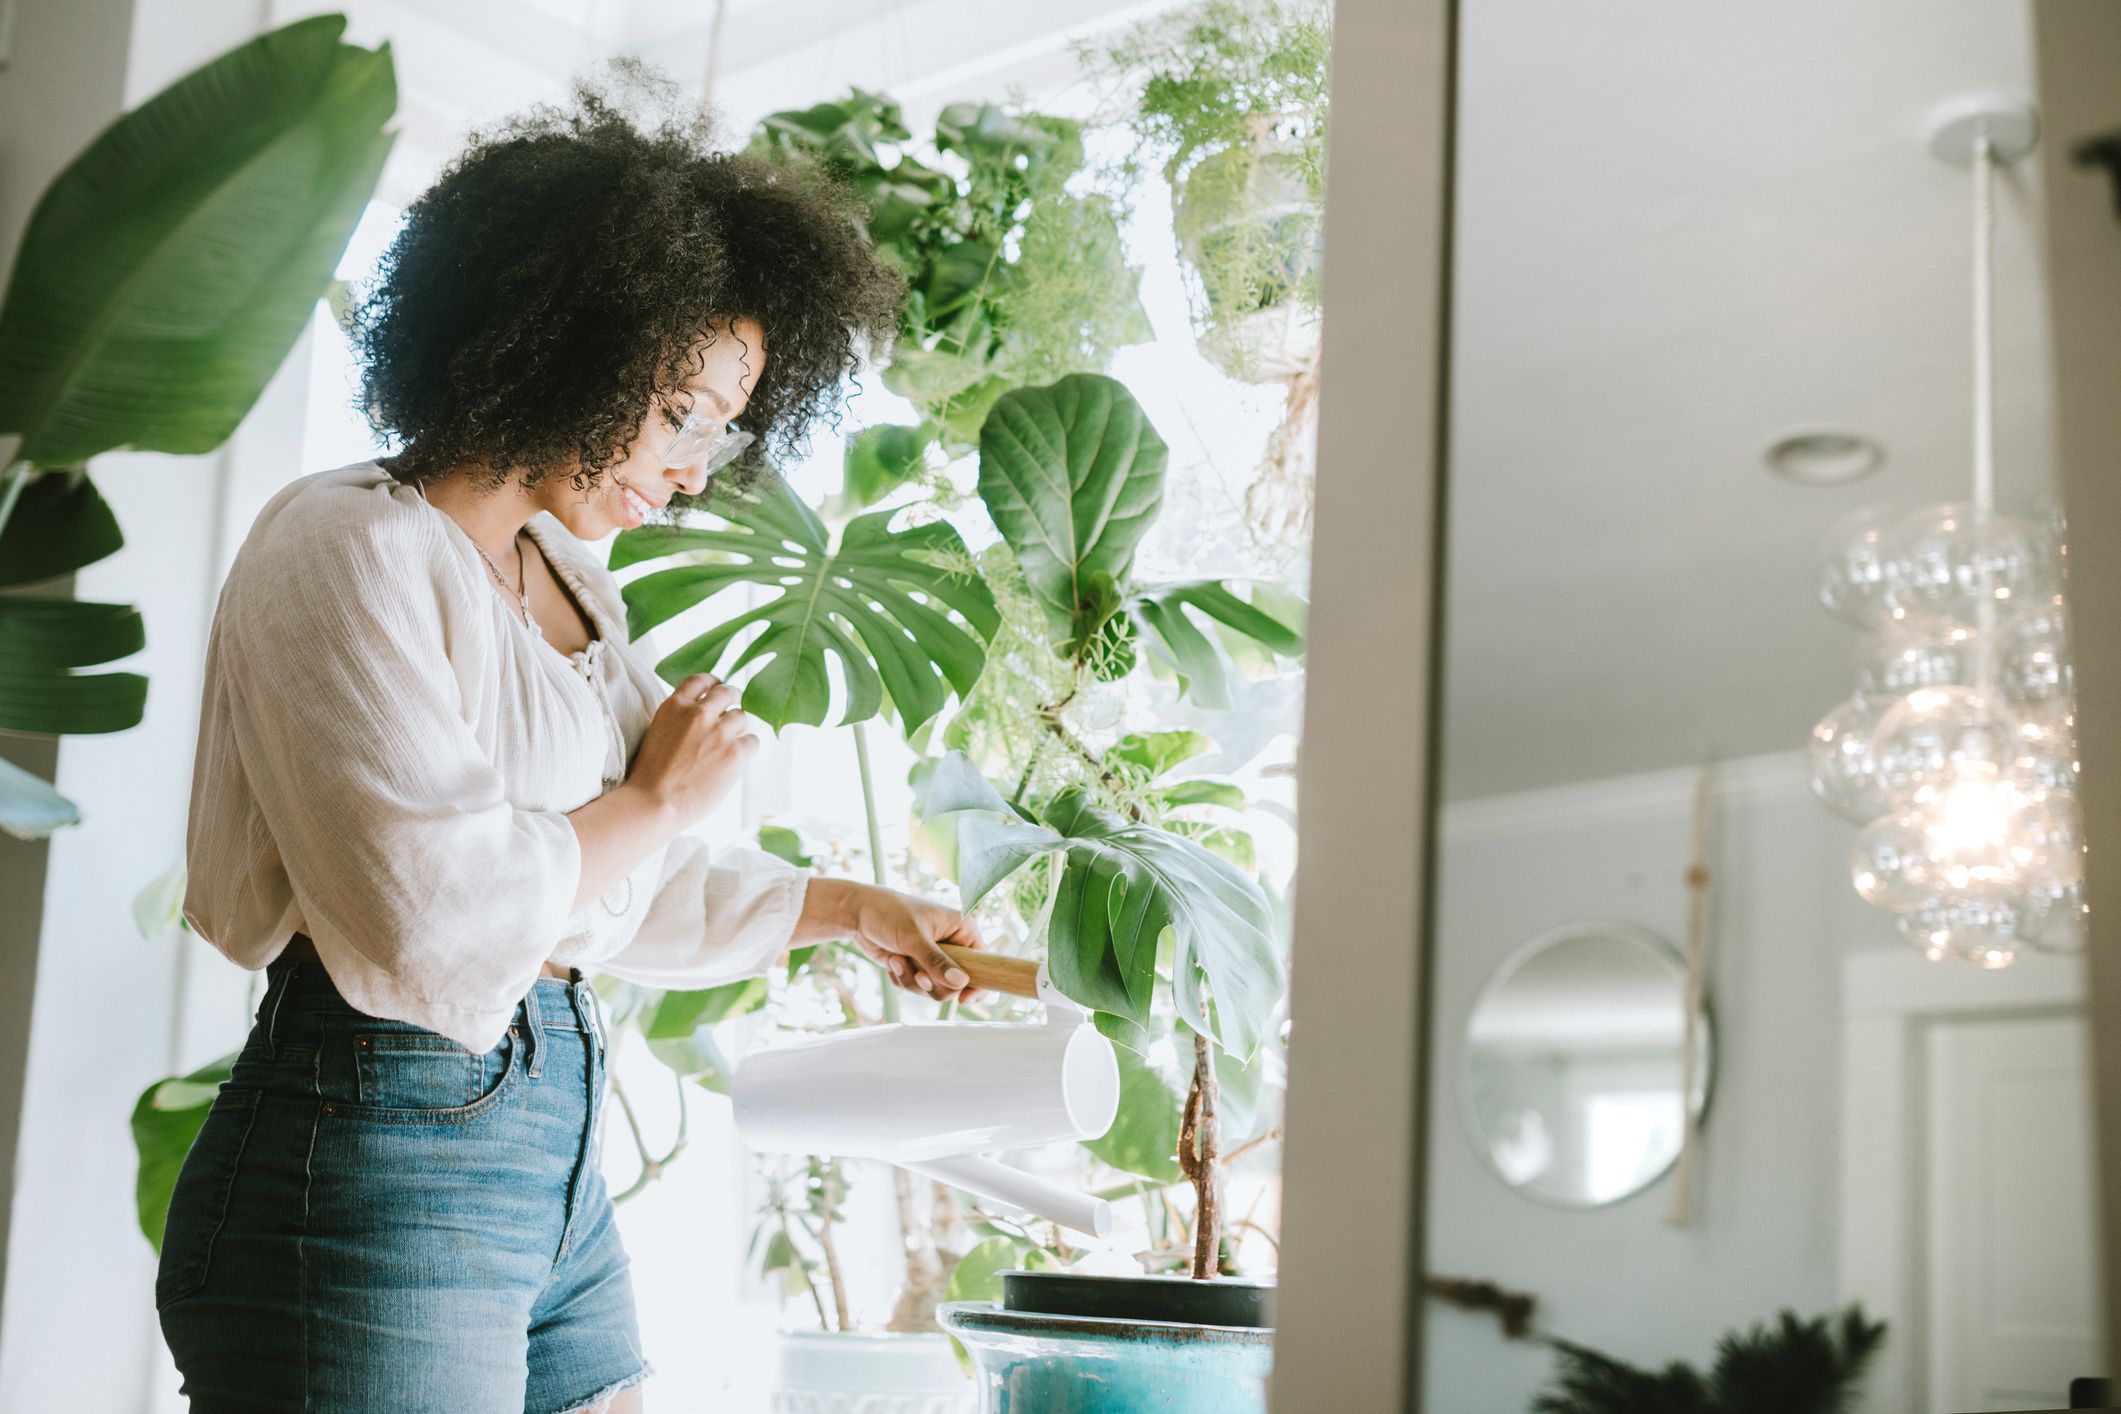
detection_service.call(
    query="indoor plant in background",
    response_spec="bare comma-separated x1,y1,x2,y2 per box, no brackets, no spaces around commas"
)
1076,0,1331,541
1532,1305,1888,1414
612,369,1303,1413
0,14,396,841
745,85,1154,491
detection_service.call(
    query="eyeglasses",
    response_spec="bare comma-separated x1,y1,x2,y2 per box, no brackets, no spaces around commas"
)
662,400,755,476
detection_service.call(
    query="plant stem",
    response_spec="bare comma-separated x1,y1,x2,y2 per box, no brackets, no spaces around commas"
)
1036,681,1147,823
1178,1026,1223,1279
786,1214,832,1331
607,1067,691,1204
852,722,900,1024
816,1162,853,1331
1011,734,1049,807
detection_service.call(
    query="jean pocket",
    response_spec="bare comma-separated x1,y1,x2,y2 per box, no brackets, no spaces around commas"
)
326,1024,520,1125
154,1086,262,1311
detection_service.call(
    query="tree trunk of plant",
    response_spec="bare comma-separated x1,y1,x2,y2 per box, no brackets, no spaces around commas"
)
1179,1027,1222,1279
816,1163,854,1331
886,1168,951,1332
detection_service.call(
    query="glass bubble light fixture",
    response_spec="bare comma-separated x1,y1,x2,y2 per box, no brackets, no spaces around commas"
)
1804,98,2085,967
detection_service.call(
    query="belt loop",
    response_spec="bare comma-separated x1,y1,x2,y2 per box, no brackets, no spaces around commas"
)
575,973,604,1057
521,981,543,1078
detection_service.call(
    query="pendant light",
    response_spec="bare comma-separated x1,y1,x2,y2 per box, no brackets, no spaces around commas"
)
1807,96,2083,967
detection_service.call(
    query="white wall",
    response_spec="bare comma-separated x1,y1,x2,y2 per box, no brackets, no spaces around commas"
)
1421,752,1893,1413
0,4,285,1408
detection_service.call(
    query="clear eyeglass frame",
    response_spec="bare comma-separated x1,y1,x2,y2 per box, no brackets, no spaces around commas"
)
663,401,754,476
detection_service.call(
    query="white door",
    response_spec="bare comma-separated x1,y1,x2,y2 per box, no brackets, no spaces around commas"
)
1925,1011,2104,1413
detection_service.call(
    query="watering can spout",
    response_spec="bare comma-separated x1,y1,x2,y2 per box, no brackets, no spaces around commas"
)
731,950,1121,1236
907,1154,1113,1238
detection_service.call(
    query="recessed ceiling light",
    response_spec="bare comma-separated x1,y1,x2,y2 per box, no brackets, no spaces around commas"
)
1765,431,1884,486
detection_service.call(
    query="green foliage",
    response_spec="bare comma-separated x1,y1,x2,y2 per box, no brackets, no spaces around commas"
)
0,469,122,586
977,374,1169,655
748,90,1151,456
0,597,146,734
1079,0,1330,374
0,15,395,836
0,15,397,464
613,472,998,732
1083,1042,1186,1182
1128,580,1304,710
833,423,931,515
972,374,1305,712
1532,1306,1888,1414
923,752,1282,1061
131,1053,239,1252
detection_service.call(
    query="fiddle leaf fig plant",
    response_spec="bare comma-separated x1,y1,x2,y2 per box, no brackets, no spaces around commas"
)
976,374,1169,656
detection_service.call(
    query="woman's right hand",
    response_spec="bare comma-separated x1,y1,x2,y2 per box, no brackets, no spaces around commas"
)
623,673,759,828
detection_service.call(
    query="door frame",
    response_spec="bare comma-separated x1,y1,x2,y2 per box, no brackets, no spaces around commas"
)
1840,947,2090,1412
1269,0,1457,1409
2030,0,2121,1384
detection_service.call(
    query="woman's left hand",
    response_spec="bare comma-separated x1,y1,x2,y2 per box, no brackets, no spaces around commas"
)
793,878,986,1004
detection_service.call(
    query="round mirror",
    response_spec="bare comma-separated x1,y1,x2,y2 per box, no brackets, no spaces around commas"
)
1459,921,1712,1208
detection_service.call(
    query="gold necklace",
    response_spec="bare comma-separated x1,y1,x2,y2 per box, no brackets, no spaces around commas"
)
473,532,536,631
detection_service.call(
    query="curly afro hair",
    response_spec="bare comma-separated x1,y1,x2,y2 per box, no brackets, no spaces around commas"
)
348,60,905,513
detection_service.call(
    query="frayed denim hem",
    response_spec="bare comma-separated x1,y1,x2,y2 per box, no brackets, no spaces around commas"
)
544,1358,654,1414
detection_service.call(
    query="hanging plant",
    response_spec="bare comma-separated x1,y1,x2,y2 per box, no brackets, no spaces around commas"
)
746,88,1153,489
1077,0,1331,540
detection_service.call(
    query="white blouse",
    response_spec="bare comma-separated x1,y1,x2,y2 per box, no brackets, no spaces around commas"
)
182,459,808,1052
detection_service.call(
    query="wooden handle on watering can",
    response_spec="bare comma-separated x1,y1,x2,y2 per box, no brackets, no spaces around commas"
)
938,944,1040,999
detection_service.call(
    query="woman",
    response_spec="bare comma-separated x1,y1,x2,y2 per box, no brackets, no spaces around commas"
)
158,73,980,1413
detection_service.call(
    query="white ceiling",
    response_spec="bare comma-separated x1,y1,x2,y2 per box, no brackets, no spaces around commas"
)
1441,0,2058,799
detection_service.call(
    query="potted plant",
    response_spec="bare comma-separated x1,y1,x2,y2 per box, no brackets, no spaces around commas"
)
746,87,1153,485
1532,1304,1888,1414
1076,0,1331,540
612,369,1303,1413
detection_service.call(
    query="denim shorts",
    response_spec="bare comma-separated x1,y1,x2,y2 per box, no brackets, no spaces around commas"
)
156,950,654,1413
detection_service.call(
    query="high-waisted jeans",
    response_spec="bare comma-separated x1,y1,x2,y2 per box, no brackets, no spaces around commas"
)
156,949,653,1413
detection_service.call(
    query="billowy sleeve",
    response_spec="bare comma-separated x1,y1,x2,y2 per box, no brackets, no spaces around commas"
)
595,833,810,989
213,505,581,1052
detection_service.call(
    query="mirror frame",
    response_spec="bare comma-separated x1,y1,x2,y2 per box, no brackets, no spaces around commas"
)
1456,919,1717,1211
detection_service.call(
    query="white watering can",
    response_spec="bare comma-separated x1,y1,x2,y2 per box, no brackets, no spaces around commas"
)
732,945,1122,1237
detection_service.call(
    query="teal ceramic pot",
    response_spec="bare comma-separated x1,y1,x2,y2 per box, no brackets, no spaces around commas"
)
938,1301,1274,1414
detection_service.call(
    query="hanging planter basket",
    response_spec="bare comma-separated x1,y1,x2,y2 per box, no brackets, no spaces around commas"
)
1172,130,1324,385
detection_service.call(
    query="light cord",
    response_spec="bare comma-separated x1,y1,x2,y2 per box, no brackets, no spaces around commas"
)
1972,131,1997,517
1970,130,2000,706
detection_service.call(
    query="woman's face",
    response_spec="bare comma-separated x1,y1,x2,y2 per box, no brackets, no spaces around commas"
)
535,314,766,540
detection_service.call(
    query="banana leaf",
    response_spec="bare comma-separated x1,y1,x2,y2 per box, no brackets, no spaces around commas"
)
0,14,397,465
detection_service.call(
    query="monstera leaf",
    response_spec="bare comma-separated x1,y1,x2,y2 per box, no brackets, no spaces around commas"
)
921,752,1282,1060
1128,579,1305,710
613,475,998,733
0,15,397,465
977,374,1168,655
